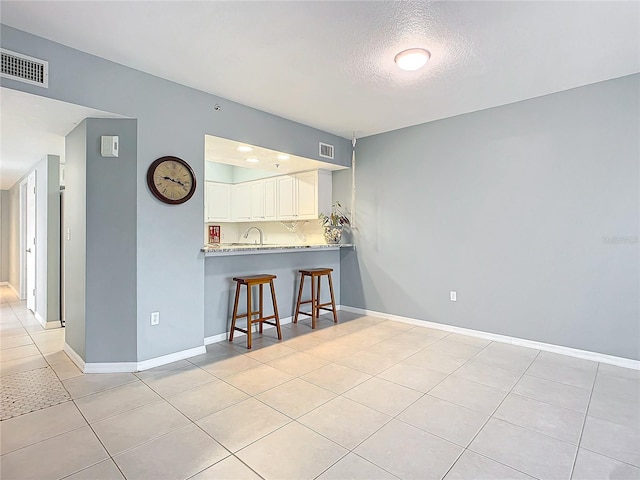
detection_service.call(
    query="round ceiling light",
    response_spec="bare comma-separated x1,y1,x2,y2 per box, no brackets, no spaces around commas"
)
237,146,253,152
277,154,290,160
246,158,259,163
394,48,431,71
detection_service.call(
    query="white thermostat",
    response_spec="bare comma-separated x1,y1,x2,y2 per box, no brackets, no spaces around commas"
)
101,136,119,157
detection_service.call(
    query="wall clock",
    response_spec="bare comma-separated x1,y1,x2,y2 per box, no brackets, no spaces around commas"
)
147,156,196,205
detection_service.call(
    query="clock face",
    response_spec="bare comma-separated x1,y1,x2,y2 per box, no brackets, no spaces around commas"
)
147,156,196,205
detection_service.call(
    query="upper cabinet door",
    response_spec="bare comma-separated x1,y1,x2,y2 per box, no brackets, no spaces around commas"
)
205,182,231,222
250,181,265,220
296,171,318,219
277,175,297,220
232,183,252,221
263,178,277,221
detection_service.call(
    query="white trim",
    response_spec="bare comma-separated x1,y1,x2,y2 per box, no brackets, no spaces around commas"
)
204,315,295,345
341,306,640,371
64,342,206,373
64,343,85,372
8,282,21,299
0,281,7,286
34,311,60,330
136,346,206,372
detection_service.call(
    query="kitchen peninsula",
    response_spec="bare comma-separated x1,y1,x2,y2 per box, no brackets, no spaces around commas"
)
202,135,352,344
203,243,352,343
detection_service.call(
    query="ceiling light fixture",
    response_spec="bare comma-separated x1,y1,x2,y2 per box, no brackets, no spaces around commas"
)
237,146,253,152
246,158,259,163
394,48,431,71
277,154,290,160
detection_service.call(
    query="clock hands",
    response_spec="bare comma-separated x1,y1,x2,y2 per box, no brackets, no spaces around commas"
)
162,175,188,188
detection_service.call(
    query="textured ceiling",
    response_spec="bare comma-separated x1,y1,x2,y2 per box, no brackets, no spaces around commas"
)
1,1,639,140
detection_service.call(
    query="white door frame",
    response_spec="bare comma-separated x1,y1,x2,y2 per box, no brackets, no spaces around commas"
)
21,172,36,311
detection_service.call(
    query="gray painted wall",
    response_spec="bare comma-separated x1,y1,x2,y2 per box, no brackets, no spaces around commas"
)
0,190,9,282
336,74,640,360
84,119,138,362
64,122,87,358
204,250,340,338
1,25,350,363
8,184,21,293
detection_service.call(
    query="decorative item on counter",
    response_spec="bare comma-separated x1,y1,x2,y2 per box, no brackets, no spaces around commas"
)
319,201,350,244
209,225,221,244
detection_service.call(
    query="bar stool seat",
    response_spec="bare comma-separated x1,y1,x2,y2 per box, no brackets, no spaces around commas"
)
229,274,282,349
294,268,338,329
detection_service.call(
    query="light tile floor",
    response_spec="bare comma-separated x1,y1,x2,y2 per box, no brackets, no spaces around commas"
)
0,285,638,479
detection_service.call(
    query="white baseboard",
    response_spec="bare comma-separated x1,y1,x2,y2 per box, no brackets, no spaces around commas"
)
8,283,21,298
341,306,640,371
0,281,7,286
64,343,86,372
34,311,61,330
136,346,206,372
204,315,295,345
64,342,207,373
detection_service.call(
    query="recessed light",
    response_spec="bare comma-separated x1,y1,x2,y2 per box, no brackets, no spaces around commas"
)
277,154,290,160
246,158,259,163
237,146,253,152
394,48,431,71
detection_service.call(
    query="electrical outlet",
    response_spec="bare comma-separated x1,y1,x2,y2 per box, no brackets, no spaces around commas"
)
150,311,160,325
450,291,457,302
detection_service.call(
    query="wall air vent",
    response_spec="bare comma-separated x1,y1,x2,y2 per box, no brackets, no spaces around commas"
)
1,49,49,88
319,142,334,160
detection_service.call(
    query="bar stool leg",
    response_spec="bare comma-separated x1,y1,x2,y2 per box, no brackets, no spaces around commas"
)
229,280,241,342
246,284,252,349
327,272,338,323
269,279,283,340
259,283,264,334
316,274,322,322
311,275,317,329
294,273,305,324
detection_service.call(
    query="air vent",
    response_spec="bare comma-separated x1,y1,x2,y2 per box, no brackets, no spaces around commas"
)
319,142,334,160
1,49,48,87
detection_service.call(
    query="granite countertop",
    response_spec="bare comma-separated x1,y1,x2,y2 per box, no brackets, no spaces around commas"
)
202,243,354,256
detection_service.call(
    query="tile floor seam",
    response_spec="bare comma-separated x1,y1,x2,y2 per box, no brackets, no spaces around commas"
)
64,377,140,400
450,448,542,480
457,349,542,476
577,445,640,469
66,397,129,480
0,421,86,457
568,362,600,479
296,394,396,452
503,390,592,416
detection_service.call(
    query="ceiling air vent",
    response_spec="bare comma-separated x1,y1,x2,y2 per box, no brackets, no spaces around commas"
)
319,142,334,160
1,49,49,88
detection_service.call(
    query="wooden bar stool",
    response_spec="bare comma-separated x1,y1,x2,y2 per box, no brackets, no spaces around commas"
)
229,274,282,349
294,268,338,329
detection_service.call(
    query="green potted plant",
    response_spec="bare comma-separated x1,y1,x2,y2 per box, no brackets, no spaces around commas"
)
319,201,350,244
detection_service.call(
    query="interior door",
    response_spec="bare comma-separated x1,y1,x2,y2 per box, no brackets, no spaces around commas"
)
25,171,36,312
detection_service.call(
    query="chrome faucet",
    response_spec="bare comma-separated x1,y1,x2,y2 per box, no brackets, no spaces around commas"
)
242,226,264,245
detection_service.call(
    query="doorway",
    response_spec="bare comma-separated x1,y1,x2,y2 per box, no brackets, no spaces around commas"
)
20,171,36,312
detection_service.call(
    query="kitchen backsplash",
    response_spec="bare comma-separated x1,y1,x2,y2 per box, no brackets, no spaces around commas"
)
204,220,326,245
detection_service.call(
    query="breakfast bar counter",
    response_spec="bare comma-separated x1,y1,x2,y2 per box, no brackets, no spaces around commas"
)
203,245,349,341
202,243,354,256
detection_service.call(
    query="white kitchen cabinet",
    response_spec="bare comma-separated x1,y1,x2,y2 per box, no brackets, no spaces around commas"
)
277,175,297,220
231,183,251,221
275,170,332,220
263,178,277,220
205,182,231,222
250,181,265,220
